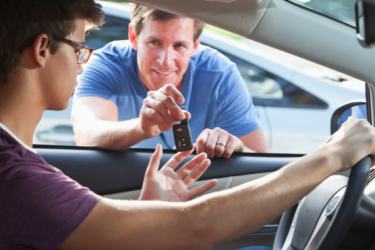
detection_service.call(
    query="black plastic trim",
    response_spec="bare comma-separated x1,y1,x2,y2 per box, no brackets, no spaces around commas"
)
36,147,301,195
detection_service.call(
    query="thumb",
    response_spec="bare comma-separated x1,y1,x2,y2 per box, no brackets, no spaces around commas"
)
146,144,163,176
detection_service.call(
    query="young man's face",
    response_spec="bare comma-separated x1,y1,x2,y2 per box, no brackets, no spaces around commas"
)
130,17,200,91
45,18,85,110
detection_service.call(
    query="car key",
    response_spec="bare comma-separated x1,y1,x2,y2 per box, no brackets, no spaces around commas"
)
173,118,193,151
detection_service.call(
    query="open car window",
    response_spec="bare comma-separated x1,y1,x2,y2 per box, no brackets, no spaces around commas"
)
33,0,366,155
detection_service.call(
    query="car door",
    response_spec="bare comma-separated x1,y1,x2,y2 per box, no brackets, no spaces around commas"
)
35,145,303,249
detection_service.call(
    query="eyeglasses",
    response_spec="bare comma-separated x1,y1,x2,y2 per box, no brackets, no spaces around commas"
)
59,38,94,65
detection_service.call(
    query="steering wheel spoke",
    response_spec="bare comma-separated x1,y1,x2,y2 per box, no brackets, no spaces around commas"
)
275,157,372,250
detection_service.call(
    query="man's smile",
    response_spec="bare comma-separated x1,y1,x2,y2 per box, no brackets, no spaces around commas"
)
153,69,174,76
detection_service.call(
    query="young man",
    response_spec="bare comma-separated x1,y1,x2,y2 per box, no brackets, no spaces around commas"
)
1,1,375,249
0,1,216,248
71,4,271,158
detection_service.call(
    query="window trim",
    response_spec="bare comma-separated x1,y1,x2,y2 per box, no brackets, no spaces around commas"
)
285,0,356,28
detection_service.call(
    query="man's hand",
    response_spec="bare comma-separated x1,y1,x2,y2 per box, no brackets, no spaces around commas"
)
140,84,191,138
139,144,217,202
196,128,246,159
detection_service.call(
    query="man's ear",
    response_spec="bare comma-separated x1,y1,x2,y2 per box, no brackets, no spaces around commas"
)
129,24,138,50
192,37,200,56
32,33,50,68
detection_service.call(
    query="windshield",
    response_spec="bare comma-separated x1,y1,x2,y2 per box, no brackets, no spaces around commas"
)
287,0,356,27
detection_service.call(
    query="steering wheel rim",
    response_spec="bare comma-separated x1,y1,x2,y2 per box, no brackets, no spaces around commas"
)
273,156,372,250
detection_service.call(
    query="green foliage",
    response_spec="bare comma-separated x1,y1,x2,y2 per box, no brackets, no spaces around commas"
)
204,25,242,40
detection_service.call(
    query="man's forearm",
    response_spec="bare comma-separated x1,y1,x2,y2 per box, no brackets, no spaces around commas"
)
74,118,148,150
240,128,271,153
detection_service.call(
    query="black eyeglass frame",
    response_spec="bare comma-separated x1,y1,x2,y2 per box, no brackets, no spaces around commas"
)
58,37,94,65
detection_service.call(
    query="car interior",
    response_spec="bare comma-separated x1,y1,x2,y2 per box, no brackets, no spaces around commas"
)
33,0,375,249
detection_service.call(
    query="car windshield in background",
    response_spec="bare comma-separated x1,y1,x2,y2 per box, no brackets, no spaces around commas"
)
287,0,356,27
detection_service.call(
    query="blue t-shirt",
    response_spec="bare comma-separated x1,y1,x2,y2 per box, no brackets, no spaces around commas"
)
75,41,260,149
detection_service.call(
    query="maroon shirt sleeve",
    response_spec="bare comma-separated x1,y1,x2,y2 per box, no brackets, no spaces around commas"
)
0,129,101,250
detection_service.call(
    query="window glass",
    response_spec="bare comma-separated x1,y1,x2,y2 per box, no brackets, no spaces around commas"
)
219,51,328,109
287,0,356,27
87,16,129,49
34,5,366,155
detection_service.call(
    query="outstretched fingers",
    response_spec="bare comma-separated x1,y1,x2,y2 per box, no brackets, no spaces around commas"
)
146,144,163,177
176,153,208,180
188,179,218,200
162,149,194,171
182,158,211,187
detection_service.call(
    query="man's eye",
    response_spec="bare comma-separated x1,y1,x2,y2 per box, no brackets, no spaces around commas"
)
150,40,159,45
175,44,185,48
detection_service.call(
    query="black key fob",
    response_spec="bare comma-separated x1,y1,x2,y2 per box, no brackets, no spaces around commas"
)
173,119,193,151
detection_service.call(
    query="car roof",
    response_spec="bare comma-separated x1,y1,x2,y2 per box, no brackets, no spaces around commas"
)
125,0,375,87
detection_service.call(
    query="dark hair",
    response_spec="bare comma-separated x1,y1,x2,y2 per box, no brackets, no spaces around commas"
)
130,3,204,42
0,0,105,86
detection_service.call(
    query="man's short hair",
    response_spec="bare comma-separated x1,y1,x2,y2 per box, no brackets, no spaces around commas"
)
130,3,204,43
0,0,105,86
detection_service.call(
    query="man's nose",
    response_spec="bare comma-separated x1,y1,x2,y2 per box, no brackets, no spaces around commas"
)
158,47,174,68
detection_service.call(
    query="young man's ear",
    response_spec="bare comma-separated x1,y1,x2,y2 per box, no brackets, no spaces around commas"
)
31,33,50,68
129,24,138,50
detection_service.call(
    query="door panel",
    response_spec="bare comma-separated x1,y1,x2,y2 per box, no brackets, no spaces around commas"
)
35,146,301,195
103,172,273,200
35,145,302,249
104,177,233,200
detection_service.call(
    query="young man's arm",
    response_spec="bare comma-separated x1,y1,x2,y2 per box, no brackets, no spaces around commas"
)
72,84,190,150
60,118,375,250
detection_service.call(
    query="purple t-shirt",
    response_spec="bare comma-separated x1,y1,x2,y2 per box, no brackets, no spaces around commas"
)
0,126,101,249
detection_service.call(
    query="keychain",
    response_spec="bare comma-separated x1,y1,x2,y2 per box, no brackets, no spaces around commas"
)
173,106,193,151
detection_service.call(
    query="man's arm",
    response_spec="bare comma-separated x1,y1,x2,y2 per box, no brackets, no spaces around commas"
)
72,84,189,150
60,118,375,250
72,96,147,149
239,128,271,153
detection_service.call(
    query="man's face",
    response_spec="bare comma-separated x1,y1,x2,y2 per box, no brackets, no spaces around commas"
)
130,17,200,91
44,18,85,110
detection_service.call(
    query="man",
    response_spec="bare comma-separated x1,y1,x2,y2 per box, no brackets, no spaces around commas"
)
1,1,375,249
72,4,271,158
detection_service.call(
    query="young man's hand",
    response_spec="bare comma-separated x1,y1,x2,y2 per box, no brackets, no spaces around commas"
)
139,144,217,202
139,84,191,138
325,117,375,172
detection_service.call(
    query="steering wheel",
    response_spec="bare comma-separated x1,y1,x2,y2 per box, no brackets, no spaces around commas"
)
273,157,371,250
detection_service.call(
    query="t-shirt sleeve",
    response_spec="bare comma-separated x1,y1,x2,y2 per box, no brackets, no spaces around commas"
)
214,64,261,137
0,163,101,250
74,47,123,104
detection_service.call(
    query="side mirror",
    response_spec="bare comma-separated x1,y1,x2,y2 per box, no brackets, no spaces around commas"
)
331,100,367,134
356,0,375,48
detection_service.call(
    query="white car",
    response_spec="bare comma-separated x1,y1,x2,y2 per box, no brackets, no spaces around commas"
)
33,1,365,153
